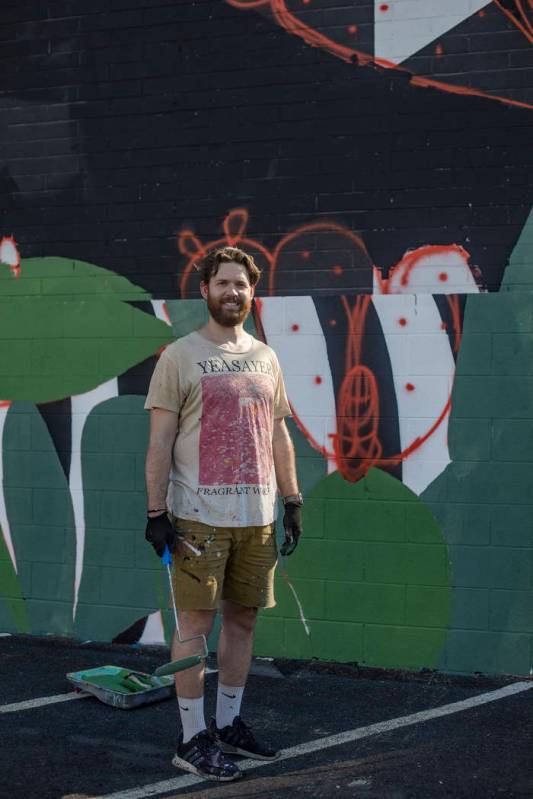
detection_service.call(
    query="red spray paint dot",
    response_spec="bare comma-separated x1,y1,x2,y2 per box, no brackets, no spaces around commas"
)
301,250,310,259
435,43,443,57
329,319,337,327
398,317,407,327
315,376,323,385
291,324,300,332
379,3,389,12
333,265,343,276
439,272,448,282
302,0,311,5
348,24,358,34
405,383,415,392
479,8,485,17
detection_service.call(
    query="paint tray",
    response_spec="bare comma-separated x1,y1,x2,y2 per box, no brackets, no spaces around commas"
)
66,665,175,710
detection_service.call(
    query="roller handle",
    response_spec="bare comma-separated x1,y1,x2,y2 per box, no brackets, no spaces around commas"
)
162,544,172,566
153,655,203,677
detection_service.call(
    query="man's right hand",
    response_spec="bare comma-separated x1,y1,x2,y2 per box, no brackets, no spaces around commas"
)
145,513,176,557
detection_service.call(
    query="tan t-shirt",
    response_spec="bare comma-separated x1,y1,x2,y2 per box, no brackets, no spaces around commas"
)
144,330,291,527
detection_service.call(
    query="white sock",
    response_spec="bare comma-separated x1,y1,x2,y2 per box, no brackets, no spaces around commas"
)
216,682,245,729
177,695,206,743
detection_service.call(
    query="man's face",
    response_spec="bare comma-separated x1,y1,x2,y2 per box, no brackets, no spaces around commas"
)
201,261,255,327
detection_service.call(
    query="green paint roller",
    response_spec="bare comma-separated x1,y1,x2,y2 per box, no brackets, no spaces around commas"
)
153,544,208,677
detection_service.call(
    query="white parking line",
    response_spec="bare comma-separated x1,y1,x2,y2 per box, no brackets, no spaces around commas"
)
94,680,533,799
1,691,90,713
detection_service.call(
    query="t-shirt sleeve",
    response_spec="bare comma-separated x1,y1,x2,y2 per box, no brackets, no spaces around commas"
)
272,353,292,420
144,350,182,412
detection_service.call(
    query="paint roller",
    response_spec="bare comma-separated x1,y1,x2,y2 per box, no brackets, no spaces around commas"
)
153,544,208,677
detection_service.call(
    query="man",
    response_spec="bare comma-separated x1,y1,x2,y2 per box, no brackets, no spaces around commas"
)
144,246,303,781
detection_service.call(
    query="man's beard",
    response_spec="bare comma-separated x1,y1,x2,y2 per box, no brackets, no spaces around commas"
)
207,294,252,327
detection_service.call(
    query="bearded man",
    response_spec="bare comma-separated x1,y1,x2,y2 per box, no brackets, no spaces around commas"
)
144,246,303,781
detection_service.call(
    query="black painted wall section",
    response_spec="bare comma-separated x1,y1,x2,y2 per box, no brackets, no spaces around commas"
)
1,0,532,297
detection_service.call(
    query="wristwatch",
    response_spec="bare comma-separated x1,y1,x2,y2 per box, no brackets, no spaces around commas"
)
282,492,304,507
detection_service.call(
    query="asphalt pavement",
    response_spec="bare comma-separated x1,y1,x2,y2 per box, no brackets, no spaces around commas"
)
2,635,533,799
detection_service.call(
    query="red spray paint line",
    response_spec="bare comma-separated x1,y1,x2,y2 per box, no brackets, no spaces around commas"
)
180,210,463,479
226,0,533,111
493,0,533,44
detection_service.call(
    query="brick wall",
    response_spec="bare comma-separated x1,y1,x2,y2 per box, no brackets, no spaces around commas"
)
1,0,532,675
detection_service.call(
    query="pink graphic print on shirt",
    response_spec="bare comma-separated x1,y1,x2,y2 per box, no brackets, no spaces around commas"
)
199,373,274,485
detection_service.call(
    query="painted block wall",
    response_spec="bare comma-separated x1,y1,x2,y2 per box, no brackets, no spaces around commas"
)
1,0,532,675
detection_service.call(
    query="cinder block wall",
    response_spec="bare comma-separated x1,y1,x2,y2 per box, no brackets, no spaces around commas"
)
0,0,532,675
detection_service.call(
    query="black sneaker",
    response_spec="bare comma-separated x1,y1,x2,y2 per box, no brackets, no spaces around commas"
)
172,729,242,781
211,716,281,760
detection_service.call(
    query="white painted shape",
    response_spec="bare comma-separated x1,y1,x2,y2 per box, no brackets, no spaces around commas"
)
375,0,491,66
381,334,409,376
70,378,118,619
95,681,533,799
408,334,459,375
267,334,328,375
405,417,448,459
388,249,480,295
150,300,171,327
260,298,337,466
0,405,16,572
402,459,451,494
282,296,320,335
0,237,19,267
372,295,453,495
257,298,284,334
370,294,414,329
138,610,166,645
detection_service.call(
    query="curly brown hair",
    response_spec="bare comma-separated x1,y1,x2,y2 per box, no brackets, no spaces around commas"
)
196,246,261,287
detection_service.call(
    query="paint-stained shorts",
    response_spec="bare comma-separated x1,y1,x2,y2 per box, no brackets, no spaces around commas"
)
169,516,277,610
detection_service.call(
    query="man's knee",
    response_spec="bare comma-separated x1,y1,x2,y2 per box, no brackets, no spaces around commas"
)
222,601,258,635
178,609,216,638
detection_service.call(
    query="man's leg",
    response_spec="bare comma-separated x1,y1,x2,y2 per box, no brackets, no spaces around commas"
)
216,600,257,726
171,607,241,781
173,609,215,741
213,599,279,760
216,600,256,728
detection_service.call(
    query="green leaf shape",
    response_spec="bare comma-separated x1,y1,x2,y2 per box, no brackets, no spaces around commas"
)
0,525,30,633
422,290,533,675
3,402,76,635
501,208,533,292
0,256,151,300
256,468,451,670
0,258,173,403
75,395,168,642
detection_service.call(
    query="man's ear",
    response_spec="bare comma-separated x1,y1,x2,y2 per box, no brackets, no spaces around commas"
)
200,281,208,299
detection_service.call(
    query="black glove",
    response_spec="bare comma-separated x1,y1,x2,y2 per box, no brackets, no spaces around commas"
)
145,512,176,557
280,503,303,556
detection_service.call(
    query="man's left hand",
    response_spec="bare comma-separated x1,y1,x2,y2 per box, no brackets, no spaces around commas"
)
280,503,303,556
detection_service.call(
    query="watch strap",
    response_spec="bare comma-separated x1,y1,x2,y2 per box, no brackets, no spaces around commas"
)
282,493,303,506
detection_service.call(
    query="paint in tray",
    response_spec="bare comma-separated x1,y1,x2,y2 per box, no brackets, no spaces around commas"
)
66,665,175,710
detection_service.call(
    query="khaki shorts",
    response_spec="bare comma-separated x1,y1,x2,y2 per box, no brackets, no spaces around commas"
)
169,516,277,610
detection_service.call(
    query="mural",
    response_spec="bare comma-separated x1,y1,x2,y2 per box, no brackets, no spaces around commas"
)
225,0,533,109
179,209,478,495
0,0,532,675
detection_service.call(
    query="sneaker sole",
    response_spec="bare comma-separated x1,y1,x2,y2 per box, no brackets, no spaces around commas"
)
172,754,242,781
217,742,281,761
